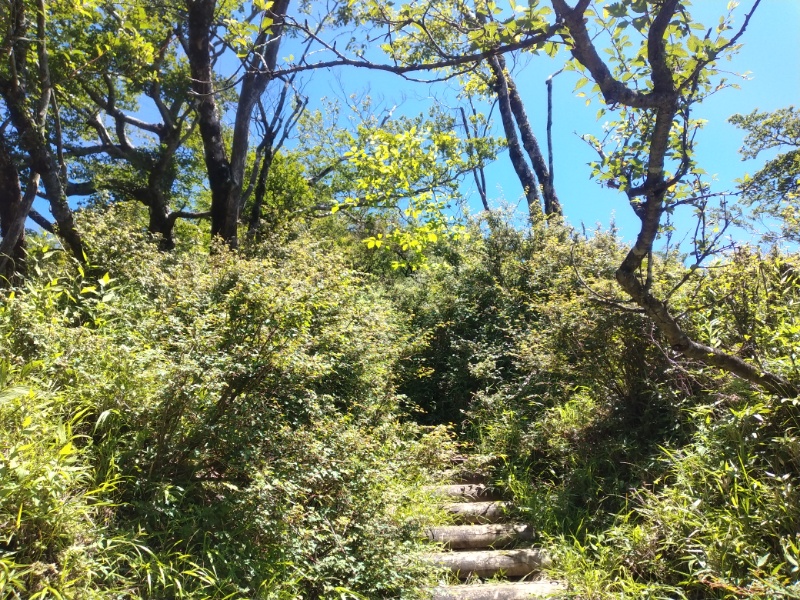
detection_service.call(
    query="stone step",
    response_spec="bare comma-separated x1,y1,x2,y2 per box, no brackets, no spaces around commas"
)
428,483,499,501
430,581,565,599
427,523,534,549
445,501,509,524
425,548,551,579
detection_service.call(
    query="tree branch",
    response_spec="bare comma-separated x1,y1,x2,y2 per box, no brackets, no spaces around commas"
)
28,208,54,233
552,0,670,109
273,19,561,80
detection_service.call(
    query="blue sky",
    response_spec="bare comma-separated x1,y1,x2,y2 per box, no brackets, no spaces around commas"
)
293,1,800,243
41,1,797,249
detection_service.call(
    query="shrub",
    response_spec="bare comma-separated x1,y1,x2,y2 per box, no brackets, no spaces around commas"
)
0,209,454,598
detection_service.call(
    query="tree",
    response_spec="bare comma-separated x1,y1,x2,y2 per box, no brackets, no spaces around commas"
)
551,0,795,396
290,100,498,268
332,0,563,218
0,0,85,277
183,0,291,248
2,0,797,400
60,15,208,250
731,106,800,244
288,0,795,394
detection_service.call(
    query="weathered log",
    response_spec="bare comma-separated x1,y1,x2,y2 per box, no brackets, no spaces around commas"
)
427,484,498,500
425,549,551,579
446,501,509,524
430,581,565,600
427,524,534,549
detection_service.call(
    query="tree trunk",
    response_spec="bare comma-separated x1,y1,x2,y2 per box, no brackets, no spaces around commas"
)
0,85,84,262
497,55,562,216
228,0,290,245
248,146,274,234
0,0,85,264
487,56,541,219
472,3,559,218
186,0,234,244
147,190,174,250
0,136,28,282
186,0,290,249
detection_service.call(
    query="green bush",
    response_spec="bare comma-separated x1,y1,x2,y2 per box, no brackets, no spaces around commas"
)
0,209,455,598
392,212,800,597
393,216,693,525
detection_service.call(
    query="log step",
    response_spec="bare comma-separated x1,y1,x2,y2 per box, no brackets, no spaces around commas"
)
428,484,498,500
427,523,534,549
430,581,565,599
425,548,551,579
445,501,509,524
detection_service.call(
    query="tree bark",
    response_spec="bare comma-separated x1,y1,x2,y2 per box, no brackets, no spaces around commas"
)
186,0,290,248
227,0,290,246
495,55,562,216
487,56,541,219
248,146,275,234
0,0,85,264
0,136,28,282
186,0,234,244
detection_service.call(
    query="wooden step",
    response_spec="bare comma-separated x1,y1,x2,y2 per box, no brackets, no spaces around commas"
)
428,483,498,500
430,581,565,599
426,523,534,549
449,454,496,484
425,548,551,579
445,501,509,524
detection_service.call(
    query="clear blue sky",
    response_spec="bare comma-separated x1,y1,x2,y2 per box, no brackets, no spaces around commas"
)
294,1,800,243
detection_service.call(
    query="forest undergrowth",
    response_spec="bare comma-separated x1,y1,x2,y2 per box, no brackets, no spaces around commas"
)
2,207,800,599
0,207,457,599
394,215,800,599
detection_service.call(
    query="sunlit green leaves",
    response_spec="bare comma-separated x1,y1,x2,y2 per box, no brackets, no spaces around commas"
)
344,0,555,76
731,107,800,244
299,103,496,269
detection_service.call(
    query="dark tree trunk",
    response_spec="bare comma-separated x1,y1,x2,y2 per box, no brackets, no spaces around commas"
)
471,4,560,218
0,0,85,263
496,55,562,216
0,85,84,262
487,55,541,219
0,136,27,282
186,0,234,244
186,0,290,249
148,128,182,250
147,190,174,250
248,147,275,235
228,0,290,245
